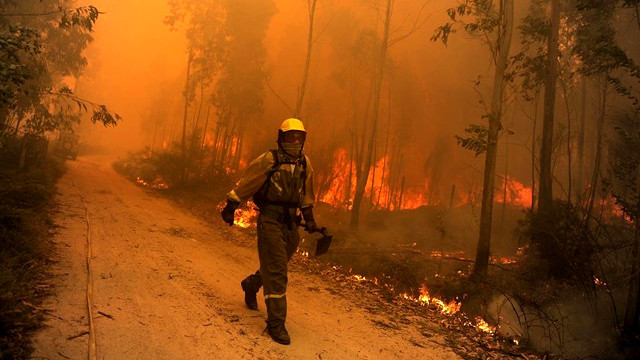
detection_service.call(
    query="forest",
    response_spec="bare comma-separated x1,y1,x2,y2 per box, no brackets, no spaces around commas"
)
2,0,640,358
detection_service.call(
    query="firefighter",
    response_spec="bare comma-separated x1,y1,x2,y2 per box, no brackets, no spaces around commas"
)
220,118,317,345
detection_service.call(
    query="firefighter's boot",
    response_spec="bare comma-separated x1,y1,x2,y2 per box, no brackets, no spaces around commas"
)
267,324,291,345
241,274,261,310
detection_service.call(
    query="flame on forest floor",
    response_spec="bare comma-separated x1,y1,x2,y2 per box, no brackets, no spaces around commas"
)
345,271,496,334
474,316,497,334
400,284,462,315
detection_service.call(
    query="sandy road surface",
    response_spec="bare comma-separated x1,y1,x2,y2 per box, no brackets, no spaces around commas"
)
31,156,461,360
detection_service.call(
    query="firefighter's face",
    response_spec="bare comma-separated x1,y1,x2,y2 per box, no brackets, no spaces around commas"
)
281,130,306,144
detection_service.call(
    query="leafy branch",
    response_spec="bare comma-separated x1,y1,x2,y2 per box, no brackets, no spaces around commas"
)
45,86,121,128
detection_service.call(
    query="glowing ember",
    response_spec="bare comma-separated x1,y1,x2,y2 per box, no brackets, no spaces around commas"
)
135,176,169,189
490,256,518,265
593,276,607,287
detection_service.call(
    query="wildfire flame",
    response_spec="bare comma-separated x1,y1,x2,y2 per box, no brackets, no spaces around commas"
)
216,200,258,228
320,149,536,211
494,175,533,208
135,176,169,189
234,202,258,228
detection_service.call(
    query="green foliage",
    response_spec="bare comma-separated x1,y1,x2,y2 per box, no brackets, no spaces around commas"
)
0,1,120,139
455,123,488,156
431,0,499,46
509,2,548,101
59,5,100,31
574,0,640,110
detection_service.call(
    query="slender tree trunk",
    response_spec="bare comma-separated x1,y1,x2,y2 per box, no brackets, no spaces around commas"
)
472,0,514,280
501,134,509,231
531,92,539,211
376,91,392,210
559,76,573,204
351,0,393,229
584,78,607,225
181,47,194,182
397,175,405,209
346,133,354,208
577,78,587,199
200,105,211,174
538,0,561,216
209,113,223,178
369,140,377,208
294,0,318,118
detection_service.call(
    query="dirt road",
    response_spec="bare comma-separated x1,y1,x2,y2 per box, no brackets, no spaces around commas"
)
32,156,461,360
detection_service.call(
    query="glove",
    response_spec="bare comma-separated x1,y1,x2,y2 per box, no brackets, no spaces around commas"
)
301,206,318,233
221,200,240,226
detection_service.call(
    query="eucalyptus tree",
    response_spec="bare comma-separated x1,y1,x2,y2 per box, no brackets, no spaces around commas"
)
349,0,426,228
211,0,276,173
0,0,119,144
293,0,319,119
166,0,226,179
433,0,515,279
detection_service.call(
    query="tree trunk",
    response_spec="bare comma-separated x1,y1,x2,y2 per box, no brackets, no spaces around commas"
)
376,91,392,210
577,78,587,200
531,92,539,211
350,0,393,229
538,0,561,217
559,76,573,204
584,77,607,225
181,47,194,182
472,0,514,280
209,112,223,178
294,0,317,119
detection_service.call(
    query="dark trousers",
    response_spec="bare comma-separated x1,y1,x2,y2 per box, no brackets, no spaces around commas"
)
243,213,299,326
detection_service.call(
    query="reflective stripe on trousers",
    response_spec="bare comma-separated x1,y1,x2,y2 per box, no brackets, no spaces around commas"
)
257,213,299,326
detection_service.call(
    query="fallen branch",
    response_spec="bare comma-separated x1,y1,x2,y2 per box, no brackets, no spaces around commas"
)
66,331,89,341
97,310,114,320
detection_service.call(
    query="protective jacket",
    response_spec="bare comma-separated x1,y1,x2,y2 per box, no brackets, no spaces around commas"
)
227,149,315,211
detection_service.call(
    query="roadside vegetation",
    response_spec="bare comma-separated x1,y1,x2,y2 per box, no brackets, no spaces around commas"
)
0,152,63,359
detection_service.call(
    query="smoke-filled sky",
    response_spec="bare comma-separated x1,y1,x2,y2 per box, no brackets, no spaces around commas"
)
74,0,560,205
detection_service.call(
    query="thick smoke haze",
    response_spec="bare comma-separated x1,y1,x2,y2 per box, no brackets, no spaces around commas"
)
75,0,549,206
